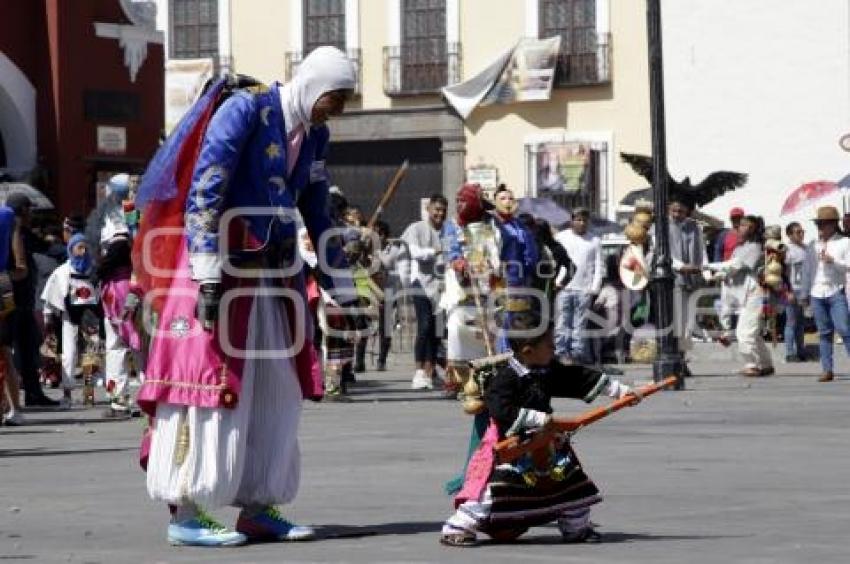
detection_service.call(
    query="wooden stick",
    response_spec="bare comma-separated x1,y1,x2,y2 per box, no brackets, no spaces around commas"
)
494,376,678,463
365,160,409,231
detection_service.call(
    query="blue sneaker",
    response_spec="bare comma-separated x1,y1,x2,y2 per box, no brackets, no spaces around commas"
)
236,506,316,541
167,511,247,547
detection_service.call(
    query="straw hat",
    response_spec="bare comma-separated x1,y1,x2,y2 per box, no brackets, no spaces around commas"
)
814,206,840,222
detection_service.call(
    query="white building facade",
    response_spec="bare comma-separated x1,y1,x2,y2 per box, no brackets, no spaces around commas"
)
661,0,850,230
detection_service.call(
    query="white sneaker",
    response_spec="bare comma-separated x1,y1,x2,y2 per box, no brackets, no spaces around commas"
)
2,411,26,426
411,369,434,390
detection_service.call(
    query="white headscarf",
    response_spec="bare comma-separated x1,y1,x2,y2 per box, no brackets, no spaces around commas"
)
279,46,356,137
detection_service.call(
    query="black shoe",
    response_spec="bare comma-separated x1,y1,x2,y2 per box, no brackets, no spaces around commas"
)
24,393,60,407
785,355,801,363
376,362,387,372
353,363,366,374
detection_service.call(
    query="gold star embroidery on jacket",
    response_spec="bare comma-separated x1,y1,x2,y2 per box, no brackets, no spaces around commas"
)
265,142,282,160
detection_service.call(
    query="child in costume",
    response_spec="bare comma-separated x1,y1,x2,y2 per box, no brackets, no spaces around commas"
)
317,228,374,400
41,234,102,409
441,307,636,546
90,173,145,415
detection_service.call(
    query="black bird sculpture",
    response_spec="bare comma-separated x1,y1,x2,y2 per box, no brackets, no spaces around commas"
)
619,152,748,208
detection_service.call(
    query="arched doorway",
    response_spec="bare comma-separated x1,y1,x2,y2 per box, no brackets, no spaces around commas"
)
0,52,37,176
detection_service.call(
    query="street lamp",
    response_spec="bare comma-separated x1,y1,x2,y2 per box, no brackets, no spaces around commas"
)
646,0,685,390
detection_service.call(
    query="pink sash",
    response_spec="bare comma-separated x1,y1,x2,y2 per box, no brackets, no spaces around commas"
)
454,420,500,508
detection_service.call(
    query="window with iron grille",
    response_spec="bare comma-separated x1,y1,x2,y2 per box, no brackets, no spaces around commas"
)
400,0,447,93
539,0,600,85
303,0,346,54
169,0,219,59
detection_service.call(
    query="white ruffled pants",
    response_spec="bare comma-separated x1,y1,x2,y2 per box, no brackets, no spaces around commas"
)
146,292,302,509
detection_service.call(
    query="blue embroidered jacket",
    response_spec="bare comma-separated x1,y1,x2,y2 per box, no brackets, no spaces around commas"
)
496,216,539,288
184,83,349,292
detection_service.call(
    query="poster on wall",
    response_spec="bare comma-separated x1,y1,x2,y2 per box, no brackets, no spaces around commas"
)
536,142,591,193
165,58,215,134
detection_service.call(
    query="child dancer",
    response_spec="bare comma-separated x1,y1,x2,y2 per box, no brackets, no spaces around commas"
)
441,307,636,546
41,234,102,408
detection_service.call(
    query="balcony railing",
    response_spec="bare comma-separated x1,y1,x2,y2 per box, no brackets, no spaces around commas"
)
384,41,462,96
554,31,610,87
285,48,362,95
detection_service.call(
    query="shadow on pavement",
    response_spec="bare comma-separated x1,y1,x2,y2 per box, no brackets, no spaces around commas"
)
0,446,136,458
311,523,741,544
10,416,133,426
0,429,67,436
348,396,455,404
315,521,443,539
479,530,745,546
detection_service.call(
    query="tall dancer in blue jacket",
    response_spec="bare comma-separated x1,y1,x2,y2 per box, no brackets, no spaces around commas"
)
137,47,357,547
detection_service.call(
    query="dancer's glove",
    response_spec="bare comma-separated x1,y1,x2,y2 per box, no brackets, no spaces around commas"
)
196,282,222,331
606,379,641,402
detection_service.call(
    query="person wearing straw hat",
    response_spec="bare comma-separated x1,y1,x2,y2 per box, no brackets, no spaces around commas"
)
806,206,850,382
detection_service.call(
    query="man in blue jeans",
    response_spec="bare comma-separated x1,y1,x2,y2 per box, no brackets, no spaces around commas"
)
554,208,602,363
784,222,812,362
807,206,850,382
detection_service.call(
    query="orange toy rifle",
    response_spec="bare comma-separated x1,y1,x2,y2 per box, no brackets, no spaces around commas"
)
494,376,677,464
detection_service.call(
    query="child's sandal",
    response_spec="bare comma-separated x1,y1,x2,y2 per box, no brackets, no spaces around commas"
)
439,531,477,547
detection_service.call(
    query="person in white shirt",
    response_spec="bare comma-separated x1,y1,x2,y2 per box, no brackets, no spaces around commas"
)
554,208,602,363
783,222,813,362
806,206,850,382
704,215,772,377
402,194,449,390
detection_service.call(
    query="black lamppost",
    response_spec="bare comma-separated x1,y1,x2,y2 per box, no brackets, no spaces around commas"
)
646,0,685,389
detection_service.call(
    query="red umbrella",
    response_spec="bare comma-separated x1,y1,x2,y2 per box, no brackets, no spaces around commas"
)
780,180,841,216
